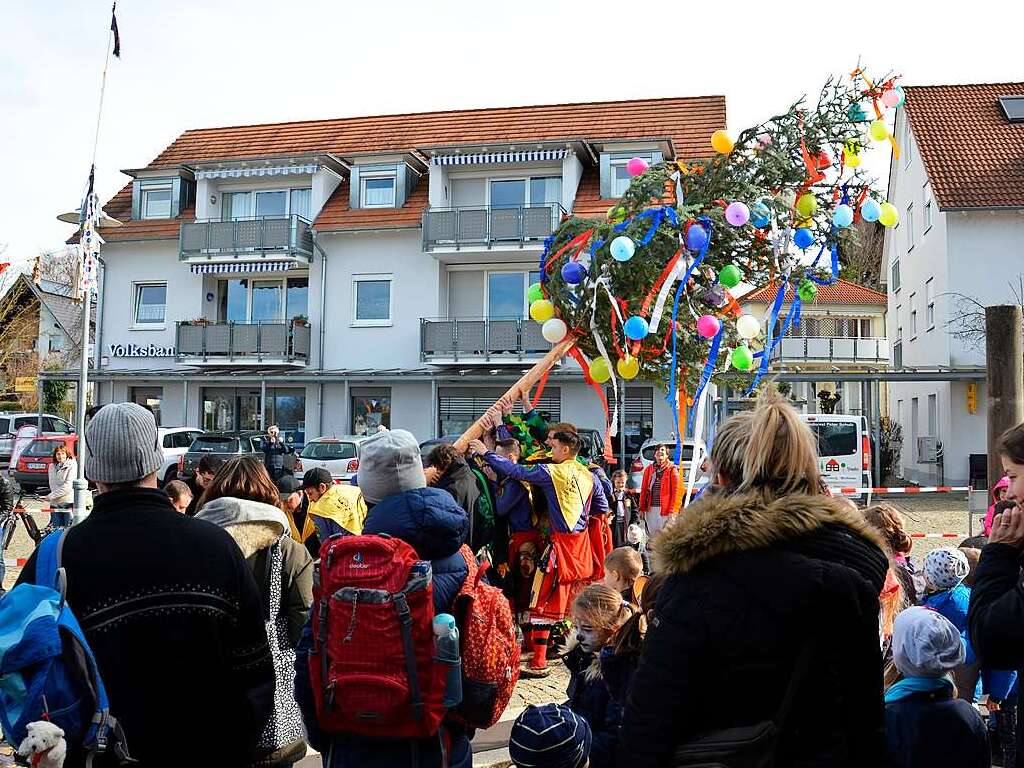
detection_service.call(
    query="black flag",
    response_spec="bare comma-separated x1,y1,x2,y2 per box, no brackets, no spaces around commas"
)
110,2,121,58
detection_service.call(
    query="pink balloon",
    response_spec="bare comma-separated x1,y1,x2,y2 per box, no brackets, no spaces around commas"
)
696,314,721,339
725,201,750,227
626,157,649,177
880,89,900,108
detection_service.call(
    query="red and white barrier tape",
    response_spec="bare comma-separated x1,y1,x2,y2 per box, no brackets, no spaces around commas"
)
835,486,972,496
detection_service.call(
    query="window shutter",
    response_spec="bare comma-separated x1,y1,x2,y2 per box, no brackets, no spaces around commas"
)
599,153,611,199
349,167,361,210
131,180,141,220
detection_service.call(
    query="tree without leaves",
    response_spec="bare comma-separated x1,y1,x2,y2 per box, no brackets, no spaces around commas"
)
945,276,1024,346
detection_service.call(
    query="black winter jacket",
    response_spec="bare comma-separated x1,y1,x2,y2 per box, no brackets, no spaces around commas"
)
884,688,989,768
619,490,889,768
435,456,484,549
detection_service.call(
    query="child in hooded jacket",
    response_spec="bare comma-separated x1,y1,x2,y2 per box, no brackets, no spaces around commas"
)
922,547,980,701
984,476,1011,536
564,583,634,768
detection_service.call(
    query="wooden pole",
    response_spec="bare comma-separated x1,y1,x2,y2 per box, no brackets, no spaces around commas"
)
985,305,1024,490
454,338,575,453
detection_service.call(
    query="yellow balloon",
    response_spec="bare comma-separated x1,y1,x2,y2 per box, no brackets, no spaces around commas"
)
796,193,818,218
529,299,555,323
879,202,900,227
589,357,611,384
846,152,861,168
616,356,640,380
869,119,889,142
711,130,735,154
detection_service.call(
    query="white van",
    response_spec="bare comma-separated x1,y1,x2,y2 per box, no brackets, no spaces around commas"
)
799,414,871,491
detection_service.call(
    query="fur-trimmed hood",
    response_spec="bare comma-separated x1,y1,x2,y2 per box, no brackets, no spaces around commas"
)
654,490,886,576
196,496,288,558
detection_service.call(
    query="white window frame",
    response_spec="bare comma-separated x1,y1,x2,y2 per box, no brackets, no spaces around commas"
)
906,204,915,251
910,290,918,340
891,257,901,292
904,118,914,170
141,185,173,220
217,275,309,323
609,154,653,197
352,273,393,327
132,281,168,330
222,187,310,220
925,278,935,330
360,174,397,209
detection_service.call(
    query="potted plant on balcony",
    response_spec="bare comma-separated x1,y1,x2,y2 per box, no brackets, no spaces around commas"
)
291,314,308,327
183,317,213,326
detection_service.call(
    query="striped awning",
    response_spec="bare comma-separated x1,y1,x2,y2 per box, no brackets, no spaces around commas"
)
190,262,296,274
431,149,567,166
195,164,317,180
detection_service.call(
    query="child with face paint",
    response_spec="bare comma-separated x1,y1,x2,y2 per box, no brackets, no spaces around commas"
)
563,584,634,768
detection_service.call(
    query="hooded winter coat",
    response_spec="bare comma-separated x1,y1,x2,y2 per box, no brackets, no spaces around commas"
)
294,486,472,768
198,497,313,766
619,490,889,768
984,476,1011,536
563,645,634,768
434,455,484,548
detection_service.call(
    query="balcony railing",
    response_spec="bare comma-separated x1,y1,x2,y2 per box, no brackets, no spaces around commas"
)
422,204,566,250
176,321,311,365
179,215,313,262
771,336,890,364
421,318,552,362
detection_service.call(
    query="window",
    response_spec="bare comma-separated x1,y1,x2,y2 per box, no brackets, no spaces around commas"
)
490,179,526,209
909,293,917,337
927,394,937,437
130,386,162,426
221,188,310,220
353,276,392,325
48,334,64,353
609,154,653,197
255,190,287,218
142,186,172,219
485,270,541,319
923,182,933,232
251,280,283,322
361,176,396,208
529,177,562,205
133,283,167,327
926,278,934,329
904,125,914,169
351,388,391,435
287,277,308,320
290,188,312,220
906,204,915,250
891,258,901,292
911,397,919,455
217,277,308,323
300,441,357,460
998,96,1024,123
42,417,71,434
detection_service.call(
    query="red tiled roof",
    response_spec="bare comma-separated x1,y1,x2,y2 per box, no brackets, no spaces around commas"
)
94,95,725,240
904,83,1024,209
742,278,887,306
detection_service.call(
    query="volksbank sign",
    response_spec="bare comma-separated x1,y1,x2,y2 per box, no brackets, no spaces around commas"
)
108,342,176,358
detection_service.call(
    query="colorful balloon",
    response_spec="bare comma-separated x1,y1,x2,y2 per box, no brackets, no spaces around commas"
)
797,279,818,303
623,316,649,341
529,299,554,323
881,88,901,108
844,142,862,168
833,204,854,228
685,223,710,252
610,235,636,262
793,228,815,249
869,119,889,142
718,264,743,289
527,282,544,303
736,314,761,340
626,157,649,177
561,261,586,285
696,314,721,339
541,317,567,344
702,285,725,307
589,357,611,384
607,205,626,223
711,130,735,154
796,193,818,218
861,198,882,222
730,346,754,371
879,202,899,227
617,355,640,380
725,201,750,227
755,132,773,149
751,201,771,228
892,85,906,107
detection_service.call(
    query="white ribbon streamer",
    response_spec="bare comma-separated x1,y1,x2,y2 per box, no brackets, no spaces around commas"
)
648,257,688,335
683,385,711,508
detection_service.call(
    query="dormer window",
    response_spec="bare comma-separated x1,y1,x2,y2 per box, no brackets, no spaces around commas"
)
141,185,173,219
361,175,397,208
600,150,663,199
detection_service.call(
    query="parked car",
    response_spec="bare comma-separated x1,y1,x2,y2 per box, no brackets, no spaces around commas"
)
1,412,76,466
157,427,205,485
294,436,374,483
628,437,707,491
178,431,266,478
12,434,79,493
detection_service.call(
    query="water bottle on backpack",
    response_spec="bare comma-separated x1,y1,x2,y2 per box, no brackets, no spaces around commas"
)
432,613,462,708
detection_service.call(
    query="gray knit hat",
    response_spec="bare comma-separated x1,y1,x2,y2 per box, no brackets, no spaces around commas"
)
85,402,164,483
892,606,965,678
356,429,426,505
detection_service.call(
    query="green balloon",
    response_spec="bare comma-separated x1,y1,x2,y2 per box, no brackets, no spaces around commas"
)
718,264,743,289
527,282,544,303
731,346,754,371
797,279,818,303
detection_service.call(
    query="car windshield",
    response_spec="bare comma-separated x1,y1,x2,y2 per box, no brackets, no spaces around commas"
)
25,440,61,458
301,442,356,460
191,437,239,453
809,423,858,457
642,443,695,462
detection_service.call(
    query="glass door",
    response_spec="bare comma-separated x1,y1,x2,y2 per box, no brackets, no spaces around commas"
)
255,190,287,219
487,273,527,320
222,192,251,221
251,280,284,322
489,179,526,208
237,394,261,431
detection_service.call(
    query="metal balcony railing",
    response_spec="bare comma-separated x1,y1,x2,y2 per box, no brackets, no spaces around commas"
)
422,204,566,250
176,321,311,364
420,317,552,361
179,215,314,261
771,336,890,364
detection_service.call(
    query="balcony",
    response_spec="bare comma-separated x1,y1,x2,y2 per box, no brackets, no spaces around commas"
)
421,318,553,363
179,216,313,264
175,321,311,367
422,204,566,251
771,337,890,365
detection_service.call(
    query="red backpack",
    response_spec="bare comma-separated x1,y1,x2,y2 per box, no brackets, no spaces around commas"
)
450,545,521,729
309,534,447,739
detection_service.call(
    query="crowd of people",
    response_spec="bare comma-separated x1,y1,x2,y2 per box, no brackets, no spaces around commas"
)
1,392,1023,768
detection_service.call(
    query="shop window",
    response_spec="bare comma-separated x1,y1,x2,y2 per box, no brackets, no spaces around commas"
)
352,388,391,435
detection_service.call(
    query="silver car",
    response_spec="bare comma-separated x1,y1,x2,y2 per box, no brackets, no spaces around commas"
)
0,412,76,466
627,437,708,491
295,436,375,483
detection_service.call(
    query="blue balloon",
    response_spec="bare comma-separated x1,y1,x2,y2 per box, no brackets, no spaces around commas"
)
685,223,709,251
793,227,815,249
833,204,854,228
623,316,649,341
861,198,882,223
610,235,636,262
751,202,771,228
561,261,587,285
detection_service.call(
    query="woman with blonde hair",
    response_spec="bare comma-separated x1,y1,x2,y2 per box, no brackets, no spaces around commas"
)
620,387,889,767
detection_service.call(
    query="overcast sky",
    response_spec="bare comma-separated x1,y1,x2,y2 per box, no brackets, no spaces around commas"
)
0,0,1018,278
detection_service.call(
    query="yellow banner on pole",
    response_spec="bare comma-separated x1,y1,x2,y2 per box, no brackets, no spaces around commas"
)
14,376,36,393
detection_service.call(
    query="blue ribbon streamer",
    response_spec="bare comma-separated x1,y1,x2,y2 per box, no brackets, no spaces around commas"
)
613,205,678,246
744,279,788,395
539,234,556,284
688,325,724,434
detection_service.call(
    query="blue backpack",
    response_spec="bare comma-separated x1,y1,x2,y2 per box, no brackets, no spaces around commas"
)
0,530,133,763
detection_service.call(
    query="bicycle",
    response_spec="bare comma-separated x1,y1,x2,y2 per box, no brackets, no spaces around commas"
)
0,491,53,551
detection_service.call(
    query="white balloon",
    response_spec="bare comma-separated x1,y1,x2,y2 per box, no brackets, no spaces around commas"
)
541,318,568,343
736,314,761,340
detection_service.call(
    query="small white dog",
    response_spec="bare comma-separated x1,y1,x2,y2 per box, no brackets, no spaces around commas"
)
18,720,66,768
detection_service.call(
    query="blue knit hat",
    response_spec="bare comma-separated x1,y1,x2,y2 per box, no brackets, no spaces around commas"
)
509,704,592,768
